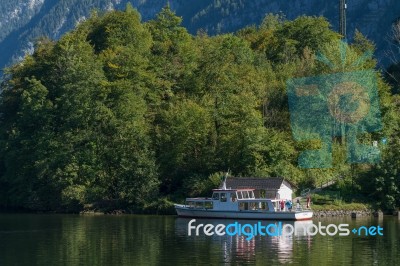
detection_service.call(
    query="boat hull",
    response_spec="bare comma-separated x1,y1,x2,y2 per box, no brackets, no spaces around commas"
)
175,205,313,220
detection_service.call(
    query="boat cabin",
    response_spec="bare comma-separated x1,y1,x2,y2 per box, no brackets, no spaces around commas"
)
224,177,294,200
185,188,274,212
212,188,255,201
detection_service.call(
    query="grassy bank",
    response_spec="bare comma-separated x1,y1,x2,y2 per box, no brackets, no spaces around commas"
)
308,193,372,211
311,202,372,211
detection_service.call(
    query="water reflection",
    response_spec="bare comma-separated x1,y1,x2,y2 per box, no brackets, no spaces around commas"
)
175,218,313,264
0,215,398,265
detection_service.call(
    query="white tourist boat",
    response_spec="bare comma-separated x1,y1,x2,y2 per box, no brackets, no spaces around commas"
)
175,177,313,221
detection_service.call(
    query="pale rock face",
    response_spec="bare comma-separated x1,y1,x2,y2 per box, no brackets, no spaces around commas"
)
10,7,22,20
53,17,66,38
76,16,87,25
0,0,44,24
28,0,45,10
107,2,114,11
0,0,45,43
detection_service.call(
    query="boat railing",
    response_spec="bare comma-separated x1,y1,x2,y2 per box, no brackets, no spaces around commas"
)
236,198,271,202
185,198,213,202
232,199,275,211
185,199,213,210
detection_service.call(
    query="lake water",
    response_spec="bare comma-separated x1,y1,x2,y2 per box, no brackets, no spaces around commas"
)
0,214,399,265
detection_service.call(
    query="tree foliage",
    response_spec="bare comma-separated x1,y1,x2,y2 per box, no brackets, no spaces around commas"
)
0,7,398,212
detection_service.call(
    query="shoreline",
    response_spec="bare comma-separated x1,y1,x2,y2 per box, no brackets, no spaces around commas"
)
313,209,373,218
2,207,397,218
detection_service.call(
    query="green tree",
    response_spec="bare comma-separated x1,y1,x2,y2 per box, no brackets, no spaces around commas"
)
0,8,159,211
147,5,198,99
360,140,400,211
267,16,339,63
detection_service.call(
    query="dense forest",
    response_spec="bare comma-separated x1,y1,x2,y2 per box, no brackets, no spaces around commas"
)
0,5,399,213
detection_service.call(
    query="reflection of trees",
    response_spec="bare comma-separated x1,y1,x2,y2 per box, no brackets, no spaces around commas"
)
39,215,165,265
12,215,175,265
1,216,398,265
175,219,317,264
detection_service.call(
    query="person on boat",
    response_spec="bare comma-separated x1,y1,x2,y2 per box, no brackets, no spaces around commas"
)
285,200,292,212
296,198,300,210
306,195,311,209
280,200,285,211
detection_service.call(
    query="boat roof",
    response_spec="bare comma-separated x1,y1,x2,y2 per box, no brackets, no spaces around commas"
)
223,177,296,190
212,188,255,192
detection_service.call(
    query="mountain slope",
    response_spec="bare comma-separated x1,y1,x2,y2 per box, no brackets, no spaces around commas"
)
0,0,399,71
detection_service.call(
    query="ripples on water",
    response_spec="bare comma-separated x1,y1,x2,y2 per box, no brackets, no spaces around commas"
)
0,214,398,265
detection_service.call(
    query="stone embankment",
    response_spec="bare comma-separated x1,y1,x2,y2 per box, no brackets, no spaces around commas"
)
313,209,373,218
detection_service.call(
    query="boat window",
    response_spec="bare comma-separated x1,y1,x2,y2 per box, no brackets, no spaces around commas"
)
250,191,255,199
212,193,219,200
237,192,242,199
204,201,213,209
243,191,249,199
220,193,227,202
257,202,269,211
239,202,249,210
187,201,195,208
195,202,204,209
231,193,237,202
261,202,266,210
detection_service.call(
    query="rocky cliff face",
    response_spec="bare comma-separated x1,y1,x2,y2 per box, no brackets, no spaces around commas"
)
184,0,400,66
0,0,44,42
0,0,399,70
